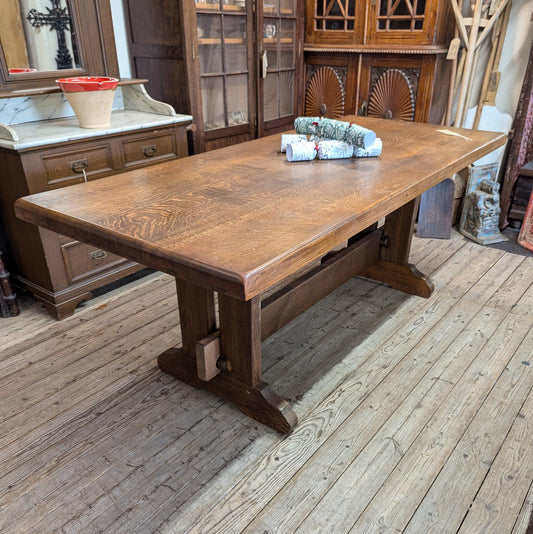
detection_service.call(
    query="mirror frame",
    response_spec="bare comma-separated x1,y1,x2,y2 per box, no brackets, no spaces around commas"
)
0,0,118,96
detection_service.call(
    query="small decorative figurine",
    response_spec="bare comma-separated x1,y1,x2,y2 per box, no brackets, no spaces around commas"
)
460,164,508,244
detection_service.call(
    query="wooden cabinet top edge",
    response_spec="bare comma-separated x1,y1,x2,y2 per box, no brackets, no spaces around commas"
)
303,45,449,55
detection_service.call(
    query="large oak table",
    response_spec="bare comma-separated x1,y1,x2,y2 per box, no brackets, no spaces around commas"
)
15,117,506,433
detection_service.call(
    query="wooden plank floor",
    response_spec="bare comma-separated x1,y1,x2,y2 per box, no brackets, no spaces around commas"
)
1,231,532,534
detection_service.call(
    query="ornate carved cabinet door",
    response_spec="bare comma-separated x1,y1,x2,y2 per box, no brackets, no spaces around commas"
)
366,0,440,45
359,54,450,123
303,0,454,123
305,0,365,46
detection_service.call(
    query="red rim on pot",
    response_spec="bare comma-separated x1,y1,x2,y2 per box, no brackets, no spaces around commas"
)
56,77,119,92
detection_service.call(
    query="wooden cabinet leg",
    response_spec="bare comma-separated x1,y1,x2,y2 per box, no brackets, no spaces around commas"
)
158,278,297,433
36,292,93,320
360,198,434,297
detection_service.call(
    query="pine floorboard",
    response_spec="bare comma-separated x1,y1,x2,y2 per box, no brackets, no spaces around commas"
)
0,231,532,534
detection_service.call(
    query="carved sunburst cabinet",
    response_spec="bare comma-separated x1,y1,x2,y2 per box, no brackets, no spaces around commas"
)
304,0,455,124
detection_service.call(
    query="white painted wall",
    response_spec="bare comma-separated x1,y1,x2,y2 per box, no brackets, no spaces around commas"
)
110,0,132,78
495,0,533,118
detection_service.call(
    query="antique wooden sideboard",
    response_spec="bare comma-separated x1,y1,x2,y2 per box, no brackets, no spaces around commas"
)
0,84,192,319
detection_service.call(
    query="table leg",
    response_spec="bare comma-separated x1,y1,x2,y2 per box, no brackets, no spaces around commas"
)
158,278,298,433
360,198,434,297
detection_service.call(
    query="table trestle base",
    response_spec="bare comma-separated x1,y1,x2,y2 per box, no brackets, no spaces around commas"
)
359,260,434,297
261,231,381,339
159,220,434,433
158,348,298,433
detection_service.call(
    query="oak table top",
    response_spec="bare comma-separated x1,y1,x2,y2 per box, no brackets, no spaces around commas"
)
15,117,506,433
15,117,505,301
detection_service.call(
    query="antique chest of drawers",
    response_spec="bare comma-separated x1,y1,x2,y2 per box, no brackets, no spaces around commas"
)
0,85,192,318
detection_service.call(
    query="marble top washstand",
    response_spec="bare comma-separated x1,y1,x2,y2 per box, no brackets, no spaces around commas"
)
0,84,192,150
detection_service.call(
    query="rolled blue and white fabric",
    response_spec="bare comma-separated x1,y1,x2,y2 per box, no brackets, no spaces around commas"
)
345,123,377,149
353,138,382,158
286,141,317,161
316,119,351,142
280,133,308,153
294,117,320,135
316,139,354,160
294,117,377,149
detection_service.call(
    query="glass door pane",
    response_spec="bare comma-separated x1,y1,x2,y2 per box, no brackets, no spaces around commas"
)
227,74,249,125
314,0,357,31
224,16,247,72
263,71,294,121
377,0,427,31
201,77,225,129
197,15,223,74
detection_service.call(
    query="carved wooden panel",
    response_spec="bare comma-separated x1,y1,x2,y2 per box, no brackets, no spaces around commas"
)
305,66,345,118
367,67,418,121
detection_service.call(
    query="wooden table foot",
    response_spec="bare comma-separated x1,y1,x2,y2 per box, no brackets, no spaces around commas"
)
158,348,298,433
359,260,434,298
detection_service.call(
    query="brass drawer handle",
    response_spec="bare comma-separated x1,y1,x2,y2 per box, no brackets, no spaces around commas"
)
89,249,107,260
70,159,89,173
143,145,157,157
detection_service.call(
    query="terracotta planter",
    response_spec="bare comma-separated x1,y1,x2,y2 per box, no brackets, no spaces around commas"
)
56,77,119,129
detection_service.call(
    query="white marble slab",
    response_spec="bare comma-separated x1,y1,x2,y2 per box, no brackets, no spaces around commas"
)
0,88,125,126
0,110,192,150
122,85,174,116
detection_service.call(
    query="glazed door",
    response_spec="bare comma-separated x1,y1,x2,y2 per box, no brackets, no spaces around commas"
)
258,0,303,137
366,0,440,45
304,0,366,46
196,0,256,147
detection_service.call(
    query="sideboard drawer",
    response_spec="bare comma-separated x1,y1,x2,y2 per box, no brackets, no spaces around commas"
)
60,240,126,284
41,144,114,188
121,131,177,168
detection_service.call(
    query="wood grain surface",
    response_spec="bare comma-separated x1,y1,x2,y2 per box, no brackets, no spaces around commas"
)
15,117,505,300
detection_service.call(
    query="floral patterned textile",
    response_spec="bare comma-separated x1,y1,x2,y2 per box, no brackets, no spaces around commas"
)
499,40,533,229
345,124,376,149
294,117,376,149
280,134,308,153
316,140,353,160
293,117,320,135
316,119,351,142
353,138,382,158
285,120,382,162
286,141,317,161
